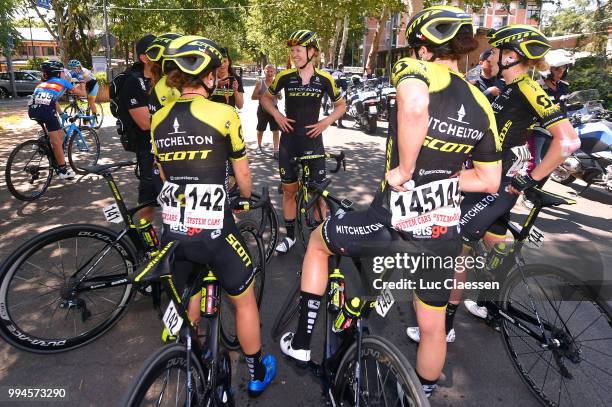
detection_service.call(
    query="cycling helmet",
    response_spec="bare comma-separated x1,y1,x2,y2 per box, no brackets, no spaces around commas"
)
540,49,574,79
41,60,65,78
487,24,550,60
67,59,81,69
406,6,473,48
287,30,320,50
162,36,223,76
145,33,182,62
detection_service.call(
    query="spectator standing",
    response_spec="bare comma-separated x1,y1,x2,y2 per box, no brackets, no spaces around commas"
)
252,64,282,158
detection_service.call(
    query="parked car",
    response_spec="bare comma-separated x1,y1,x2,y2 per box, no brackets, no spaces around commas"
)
0,70,42,98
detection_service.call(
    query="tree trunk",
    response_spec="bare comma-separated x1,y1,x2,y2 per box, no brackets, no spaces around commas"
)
407,0,423,16
337,15,350,66
328,19,343,67
366,6,389,73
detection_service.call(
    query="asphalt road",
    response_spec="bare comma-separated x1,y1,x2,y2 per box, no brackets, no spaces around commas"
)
0,79,610,407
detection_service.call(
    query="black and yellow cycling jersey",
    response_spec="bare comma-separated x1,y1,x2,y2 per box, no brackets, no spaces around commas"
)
267,68,341,129
491,72,566,177
151,95,246,198
209,76,244,108
369,57,502,240
148,76,181,115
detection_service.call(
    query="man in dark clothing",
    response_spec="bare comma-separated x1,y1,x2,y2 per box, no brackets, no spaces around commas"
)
473,48,504,102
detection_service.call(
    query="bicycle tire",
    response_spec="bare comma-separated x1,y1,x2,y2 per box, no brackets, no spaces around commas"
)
5,139,53,201
219,219,266,350
334,335,429,407
270,275,301,340
67,127,101,174
0,224,138,353
119,344,209,407
499,264,612,407
233,191,279,264
296,189,326,249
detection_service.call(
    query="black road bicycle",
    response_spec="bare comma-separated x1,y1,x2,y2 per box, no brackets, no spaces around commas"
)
271,182,429,407
0,161,270,353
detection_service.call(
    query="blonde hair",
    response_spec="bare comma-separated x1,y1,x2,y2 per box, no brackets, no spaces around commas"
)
526,58,549,72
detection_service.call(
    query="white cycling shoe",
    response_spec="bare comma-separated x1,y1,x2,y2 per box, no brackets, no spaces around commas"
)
406,327,456,343
58,168,76,180
464,299,488,319
276,237,296,254
280,332,310,365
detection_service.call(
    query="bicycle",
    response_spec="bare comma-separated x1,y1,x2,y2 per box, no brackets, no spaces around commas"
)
0,161,269,354
271,182,429,407
4,113,101,201
464,187,612,407
64,93,104,130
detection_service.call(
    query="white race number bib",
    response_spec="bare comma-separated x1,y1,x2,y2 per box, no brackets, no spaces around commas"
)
158,181,181,227
506,144,531,177
183,184,226,229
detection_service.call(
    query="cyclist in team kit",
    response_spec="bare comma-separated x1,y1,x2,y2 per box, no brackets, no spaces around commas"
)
260,30,346,254
67,59,100,126
151,35,276,397
279,7,502,397
28,60,79,180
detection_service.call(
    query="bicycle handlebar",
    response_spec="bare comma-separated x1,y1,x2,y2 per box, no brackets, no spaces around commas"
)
290,151,346,174
231,186,270,211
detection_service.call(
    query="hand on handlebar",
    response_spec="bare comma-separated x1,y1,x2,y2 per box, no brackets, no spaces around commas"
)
274,113,295,133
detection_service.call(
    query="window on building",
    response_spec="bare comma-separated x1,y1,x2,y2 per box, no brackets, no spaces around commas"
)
473,14,485,27
500,15,509,26
44,47,55,56
527,4,541,20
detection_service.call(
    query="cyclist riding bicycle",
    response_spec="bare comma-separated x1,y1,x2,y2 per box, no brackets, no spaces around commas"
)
28,60,78,180
152,35,276,397
67,59,100,126
260,29,346,254
279,6,502,398
426,25,581,335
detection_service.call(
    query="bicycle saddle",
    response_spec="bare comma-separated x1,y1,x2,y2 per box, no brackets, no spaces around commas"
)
80,160,137,175
525,188,576,208
133,241,180,284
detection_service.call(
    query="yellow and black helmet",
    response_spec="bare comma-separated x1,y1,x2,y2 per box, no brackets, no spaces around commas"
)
162,36,224,76
146,33,182,62
287,30,320,50
406,6,473,48
487,25,550,60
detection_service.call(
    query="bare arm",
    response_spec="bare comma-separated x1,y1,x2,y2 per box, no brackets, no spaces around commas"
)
459,162,501,194
231,158,252,198
251,80,261,100
234,91,244,109
128,106,151,131
531,120,579,181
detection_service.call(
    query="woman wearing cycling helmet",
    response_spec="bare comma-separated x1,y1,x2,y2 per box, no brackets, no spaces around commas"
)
67,59,99,125
280,7,502,398
28,60,78,179
260,29,346,254
145,33,183,115
152,36,276,397
444,25,580,328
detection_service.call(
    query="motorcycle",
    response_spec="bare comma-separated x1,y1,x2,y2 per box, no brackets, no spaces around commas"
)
345,78,379,134
376,78,396,122
545,89,612,193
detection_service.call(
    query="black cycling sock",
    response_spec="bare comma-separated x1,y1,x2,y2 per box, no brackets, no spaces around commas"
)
445,302,458,334
285,218,296,240
245,350,265,382
292,291,322,350
58,164,67,174
416,372,438,398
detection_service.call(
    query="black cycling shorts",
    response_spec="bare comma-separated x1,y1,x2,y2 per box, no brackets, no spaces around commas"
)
459,181,519,243
279,129,326,184
321,207,461,308
256,105,280,132
28,104,61,132
137,149,157,204
161,211,256,297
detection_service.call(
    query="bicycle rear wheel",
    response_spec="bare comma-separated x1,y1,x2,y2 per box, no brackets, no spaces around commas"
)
5,138,53,201
67,127,100,174
120,344,209,407
0,224,137,353
499,265,612,407
334,335,429,407
219,219,266,350
270,275,301,340
233,191,279,263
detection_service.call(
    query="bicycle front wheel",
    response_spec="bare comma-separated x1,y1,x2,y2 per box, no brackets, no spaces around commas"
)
67,128,100,174
5,139,53,201
89,102,104,129
120,344,209,407
0,224,137,353
233,191,279,263
499,264,612,407
219,219,266,350
334,335,429,407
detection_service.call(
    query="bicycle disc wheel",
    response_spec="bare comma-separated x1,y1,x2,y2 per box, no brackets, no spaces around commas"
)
5,139,53,201
270,275,301,340
296,189,325,249
120,344,209,407
219,219,266,350
67,128,100,174
499,264,612,407
334,335,429,407
233,191,279,264
0,224,137,353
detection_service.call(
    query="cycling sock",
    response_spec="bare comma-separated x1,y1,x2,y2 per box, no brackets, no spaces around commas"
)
416,372,438,398
292,291,322,350
445,302,458,334
285,218,296,240
245,350,266,382
58,164,67,174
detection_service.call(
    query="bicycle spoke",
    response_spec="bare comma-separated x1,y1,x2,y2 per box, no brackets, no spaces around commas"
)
563,298,584,327
579,343,612,358
573,313,605,341
575,357,609,406
579,356,612,378
23,260,65,280
560,372,575,407
540,350,555,401
12,275,63,291
9,289,62,310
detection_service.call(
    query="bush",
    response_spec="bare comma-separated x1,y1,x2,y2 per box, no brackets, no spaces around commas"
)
94,71,108,86
567,56,612,109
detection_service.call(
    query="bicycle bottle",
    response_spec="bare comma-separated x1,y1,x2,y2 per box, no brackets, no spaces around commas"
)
138,218,160,256
328,269,345,312
201,271,219,317
486,242,514,271
332,297,361,333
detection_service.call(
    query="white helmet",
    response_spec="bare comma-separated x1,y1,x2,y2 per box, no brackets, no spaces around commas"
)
540,49,574,77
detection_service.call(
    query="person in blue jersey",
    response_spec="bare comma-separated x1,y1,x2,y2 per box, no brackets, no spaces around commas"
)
28,60,78,179
67,59,100,126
